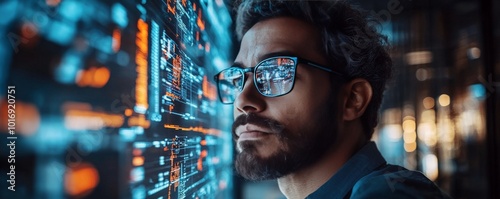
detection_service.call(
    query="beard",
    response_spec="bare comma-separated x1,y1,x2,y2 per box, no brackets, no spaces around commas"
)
232,98,338,181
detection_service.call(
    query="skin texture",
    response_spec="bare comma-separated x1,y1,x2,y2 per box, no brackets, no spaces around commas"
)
232,17,373,199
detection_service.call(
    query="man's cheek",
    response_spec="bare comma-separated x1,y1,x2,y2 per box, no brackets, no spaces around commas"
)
281,104,300,125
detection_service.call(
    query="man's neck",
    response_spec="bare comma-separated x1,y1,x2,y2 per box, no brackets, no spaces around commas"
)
277,130,367,199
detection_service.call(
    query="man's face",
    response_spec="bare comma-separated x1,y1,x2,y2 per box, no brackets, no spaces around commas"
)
232,17,341,180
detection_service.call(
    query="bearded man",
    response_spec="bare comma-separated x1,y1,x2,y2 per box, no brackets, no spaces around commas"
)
214,1,451,198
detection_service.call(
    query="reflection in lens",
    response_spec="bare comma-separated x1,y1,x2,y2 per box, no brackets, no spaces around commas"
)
256,58,295,96
219,83,236,103
218,68,243,103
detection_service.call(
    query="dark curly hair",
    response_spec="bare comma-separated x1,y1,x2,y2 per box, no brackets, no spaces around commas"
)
234,0,393,139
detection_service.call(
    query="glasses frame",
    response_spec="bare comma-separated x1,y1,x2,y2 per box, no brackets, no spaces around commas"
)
213,56,346,104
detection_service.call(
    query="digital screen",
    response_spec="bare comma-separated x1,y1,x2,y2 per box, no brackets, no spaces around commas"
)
0,0,234,198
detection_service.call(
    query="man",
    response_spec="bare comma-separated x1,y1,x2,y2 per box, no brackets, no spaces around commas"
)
214,0,450,198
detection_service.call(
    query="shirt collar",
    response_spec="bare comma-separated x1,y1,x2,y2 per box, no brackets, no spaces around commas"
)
306,141,387,199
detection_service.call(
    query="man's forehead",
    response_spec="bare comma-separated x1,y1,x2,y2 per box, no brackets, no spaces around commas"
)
242,17,319,47
235,17,322,66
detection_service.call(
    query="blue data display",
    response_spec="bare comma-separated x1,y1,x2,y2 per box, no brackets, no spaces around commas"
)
0,0,234,198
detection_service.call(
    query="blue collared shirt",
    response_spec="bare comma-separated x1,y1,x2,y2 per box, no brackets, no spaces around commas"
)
306,142,451,199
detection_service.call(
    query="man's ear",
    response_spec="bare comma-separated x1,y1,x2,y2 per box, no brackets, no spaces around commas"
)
342,78,372,121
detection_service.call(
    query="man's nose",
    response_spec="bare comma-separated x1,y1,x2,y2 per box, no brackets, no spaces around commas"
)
233,75,266,114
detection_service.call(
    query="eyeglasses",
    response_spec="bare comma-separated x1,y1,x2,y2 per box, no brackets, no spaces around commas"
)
213,56,345,104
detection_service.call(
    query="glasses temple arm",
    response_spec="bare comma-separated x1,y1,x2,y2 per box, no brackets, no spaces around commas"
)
299,59,347,78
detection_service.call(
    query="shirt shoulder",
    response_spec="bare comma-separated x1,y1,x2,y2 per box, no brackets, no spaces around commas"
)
350,164,452,199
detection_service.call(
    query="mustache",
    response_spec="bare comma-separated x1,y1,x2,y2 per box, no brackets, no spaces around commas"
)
232,113,285,137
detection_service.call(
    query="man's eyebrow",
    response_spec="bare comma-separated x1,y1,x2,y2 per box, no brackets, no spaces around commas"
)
232,62,245,68
258,51,297,61
232,50,298,68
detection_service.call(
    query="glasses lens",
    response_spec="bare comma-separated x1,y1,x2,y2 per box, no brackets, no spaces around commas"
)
255,57,296,97
217,67,244,103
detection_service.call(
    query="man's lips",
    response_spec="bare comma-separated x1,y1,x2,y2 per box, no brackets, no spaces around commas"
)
238,131,269,140
235,124,273,140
